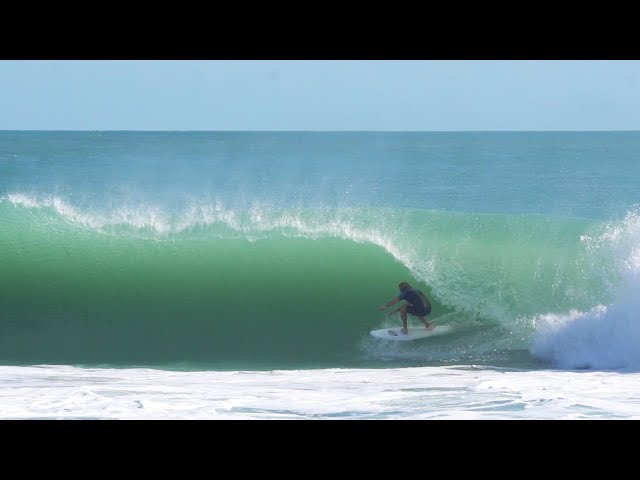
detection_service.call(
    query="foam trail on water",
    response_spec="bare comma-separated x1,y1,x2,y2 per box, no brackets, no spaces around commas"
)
2,365,640,419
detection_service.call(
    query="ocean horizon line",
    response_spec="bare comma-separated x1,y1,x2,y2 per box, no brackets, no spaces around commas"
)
1,129,639,133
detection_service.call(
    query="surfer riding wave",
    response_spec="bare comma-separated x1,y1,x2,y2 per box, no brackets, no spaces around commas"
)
378,282,433,334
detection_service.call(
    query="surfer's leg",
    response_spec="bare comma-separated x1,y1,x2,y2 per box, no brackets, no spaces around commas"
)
419,316,434,331
400,305,408,334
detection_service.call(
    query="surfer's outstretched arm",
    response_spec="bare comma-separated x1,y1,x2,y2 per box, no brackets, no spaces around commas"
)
378,296,400,311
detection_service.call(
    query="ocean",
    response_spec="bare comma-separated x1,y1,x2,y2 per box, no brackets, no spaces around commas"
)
2,130,640,419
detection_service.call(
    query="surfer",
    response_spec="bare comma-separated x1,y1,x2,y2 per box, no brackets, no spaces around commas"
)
378,282,433,335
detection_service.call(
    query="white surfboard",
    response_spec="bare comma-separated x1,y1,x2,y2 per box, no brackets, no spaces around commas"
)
370,325,452,341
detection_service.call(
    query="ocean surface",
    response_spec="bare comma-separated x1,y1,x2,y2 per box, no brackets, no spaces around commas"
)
2,131,640,419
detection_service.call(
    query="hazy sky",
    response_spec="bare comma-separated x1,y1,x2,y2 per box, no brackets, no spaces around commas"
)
0,60,639,131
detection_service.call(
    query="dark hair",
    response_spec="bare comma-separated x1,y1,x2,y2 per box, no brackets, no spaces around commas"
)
398,282,412,291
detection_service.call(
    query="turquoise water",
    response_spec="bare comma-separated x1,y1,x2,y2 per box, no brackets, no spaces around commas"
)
1,131,640,370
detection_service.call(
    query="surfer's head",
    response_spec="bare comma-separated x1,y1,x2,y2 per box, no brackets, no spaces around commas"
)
398,282,412,291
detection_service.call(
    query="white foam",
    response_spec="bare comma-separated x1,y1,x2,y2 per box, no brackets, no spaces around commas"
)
5,193,41,208
537,208,640,369
1,364,639,419
532,287,640,370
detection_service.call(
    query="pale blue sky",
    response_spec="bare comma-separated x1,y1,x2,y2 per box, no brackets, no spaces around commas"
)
1,60,639,131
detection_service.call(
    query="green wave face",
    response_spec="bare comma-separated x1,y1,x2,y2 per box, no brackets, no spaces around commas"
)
0,199,621,369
